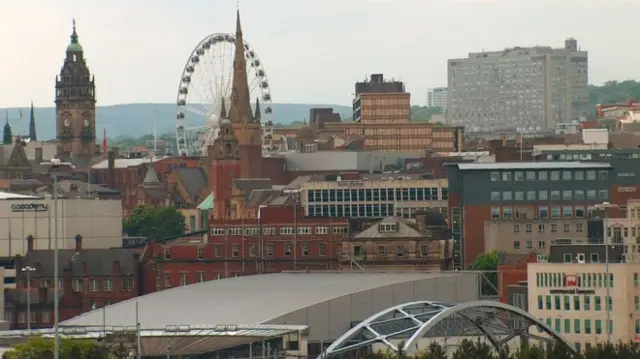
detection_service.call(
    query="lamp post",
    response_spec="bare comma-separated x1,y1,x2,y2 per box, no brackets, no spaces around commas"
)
21,266,36,332
41,158,73,359
594,201,617,343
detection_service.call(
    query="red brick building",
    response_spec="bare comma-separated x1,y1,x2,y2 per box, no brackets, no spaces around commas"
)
497,252,537,304
6,239,142,330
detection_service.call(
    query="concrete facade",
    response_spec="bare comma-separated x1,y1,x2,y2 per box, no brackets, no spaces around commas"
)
0,197,122,257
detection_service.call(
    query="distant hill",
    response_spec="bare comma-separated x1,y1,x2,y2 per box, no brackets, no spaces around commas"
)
0,103,352,140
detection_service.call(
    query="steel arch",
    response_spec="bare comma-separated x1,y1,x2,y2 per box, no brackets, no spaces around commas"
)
319,300,574,359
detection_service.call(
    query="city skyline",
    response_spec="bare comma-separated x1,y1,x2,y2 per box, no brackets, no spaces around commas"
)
1,0,639,108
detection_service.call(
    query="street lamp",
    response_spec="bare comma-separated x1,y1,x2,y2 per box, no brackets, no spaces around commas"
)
594,201,617,343
21,266,36,332
41,157,73,359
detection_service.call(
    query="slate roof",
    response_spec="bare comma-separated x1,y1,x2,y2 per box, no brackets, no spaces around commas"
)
233,178,273,201
175,167,207,199
21,248,139,277
143,166,161,184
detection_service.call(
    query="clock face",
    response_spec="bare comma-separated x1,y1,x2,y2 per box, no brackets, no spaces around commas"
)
63,119,70,127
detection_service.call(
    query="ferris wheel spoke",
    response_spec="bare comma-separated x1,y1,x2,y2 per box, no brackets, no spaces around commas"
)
184,105,208,118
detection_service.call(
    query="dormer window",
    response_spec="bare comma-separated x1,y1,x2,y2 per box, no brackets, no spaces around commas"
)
378,222,399,233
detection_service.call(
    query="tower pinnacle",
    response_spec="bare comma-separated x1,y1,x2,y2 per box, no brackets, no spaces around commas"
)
28,101,37,141
227,9,253,125
67,18,83,53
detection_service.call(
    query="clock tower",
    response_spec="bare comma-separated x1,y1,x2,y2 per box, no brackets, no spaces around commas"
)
55,20,97,157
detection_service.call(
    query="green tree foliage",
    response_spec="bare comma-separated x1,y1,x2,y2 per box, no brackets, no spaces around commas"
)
469,250,503,296
411,106,444,121
357,339,640,359
2,337,131,359
123,204,186,239
588,80,640,106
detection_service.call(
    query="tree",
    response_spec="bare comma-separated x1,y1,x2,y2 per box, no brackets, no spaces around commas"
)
469,250,503,296
3,337,114,359
123,204,186,239
411,106,444,121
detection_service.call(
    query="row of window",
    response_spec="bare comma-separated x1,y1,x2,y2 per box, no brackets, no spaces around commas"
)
489,169,608,182
30,277,135,292
537,295,612,311
513,222,583,233
164,241,330,259
306,188,448,203
209,225,348,236
351,245,432,257
307,204,395,218
535,272,614,288
541,318,613,335
491,205,592,220
490,189,609,202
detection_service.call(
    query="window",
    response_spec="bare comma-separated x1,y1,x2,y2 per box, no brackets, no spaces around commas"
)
527,191,536,200
575,206,585,218
598,171,608,180
564,223,570,232
73,279,83,292
514,191,524,201
502,172,512,181
249,243,257,257
396,245,404,257
576,223,583,232
319,243,327,256
121,277,134,291
538,224,545,232
550,171,560,181
284,243,292,256
575,190,584,200
514,171,524,181
574,296,580,310
586,170,596,180
563,190,573,200
562,171,572,180
214,244,222,257
421,245,429,256
526,224,532,233
197,247,205,259
584,296,591,310
564,296,570,310
595,296,601,310
599,189,609,201
538,171,548,181
537,295,543,309
563,253,572,263
266,243,274,256
551,224,558,232
301,243,309,256
551,206,561,218
89,278,99,292
526,171,536,181
378,245,387,257
513,224,520,233
563,206,573,218
164,272,172,288
538,241,545,249
197,272,205,282
491,191,501,201
587,190,597,200
163,248,171,260
103,278,113,292
574,319,581,334
513,241,520,249
315,226,328,235
180,272,188,286
575,170,584,180
502,191,512,201
539,190,548,201
231,245,240,257
490,172,500,181
539,206,549,218
280,226,295,235
297,226,311,235
491,207,500,219
550,190,560,200
503,207,512,218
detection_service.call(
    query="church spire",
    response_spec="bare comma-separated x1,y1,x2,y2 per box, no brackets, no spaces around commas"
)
28,101,37,141
220,97,227,119
253,97,261,123
66,18,83,53
3,110,11,145
227,9,253,125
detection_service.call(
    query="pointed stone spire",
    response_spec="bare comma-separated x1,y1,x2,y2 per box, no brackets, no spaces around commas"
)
253,97,261,123
227,9,253,125
28,101,37,141
220,97,227,119
3,110,12,145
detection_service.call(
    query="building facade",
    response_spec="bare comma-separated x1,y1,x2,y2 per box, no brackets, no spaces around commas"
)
55,21,97,158
0,196,122,257
447,38,588,131
300,174,448,219
447,162,612,269
427,87,448,110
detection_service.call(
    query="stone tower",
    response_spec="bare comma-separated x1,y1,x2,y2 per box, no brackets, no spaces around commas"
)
55,20,96,158
208,119,242,220
228,10,263,178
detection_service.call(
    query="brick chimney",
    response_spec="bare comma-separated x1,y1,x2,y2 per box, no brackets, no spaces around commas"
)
26,235,34,253
35,147,43,162
74,234,82,252
107,150,116,188
413,211,427,234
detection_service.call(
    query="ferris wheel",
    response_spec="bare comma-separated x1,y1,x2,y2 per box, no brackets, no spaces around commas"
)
175,33,275,156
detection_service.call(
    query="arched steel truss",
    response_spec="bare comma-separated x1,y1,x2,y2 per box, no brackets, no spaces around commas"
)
319,300,574,358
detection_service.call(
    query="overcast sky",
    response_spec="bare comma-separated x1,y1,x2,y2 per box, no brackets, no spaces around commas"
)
1,0,639,108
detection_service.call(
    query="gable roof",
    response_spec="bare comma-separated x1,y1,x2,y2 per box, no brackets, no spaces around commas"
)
233,178,273,201
175,167,207,199
197,192,214,210
354,217,423,239
142,166,161,185
7,139,29,167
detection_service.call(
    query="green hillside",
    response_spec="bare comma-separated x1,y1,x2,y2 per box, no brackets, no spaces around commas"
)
0,103,352,140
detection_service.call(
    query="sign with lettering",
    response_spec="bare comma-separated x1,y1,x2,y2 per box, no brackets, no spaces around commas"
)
10,203,48,212
549,289,595,295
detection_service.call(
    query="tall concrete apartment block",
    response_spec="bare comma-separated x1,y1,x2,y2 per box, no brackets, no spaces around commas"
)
352,74,410,124
447,38,588,131
427,87,448,110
